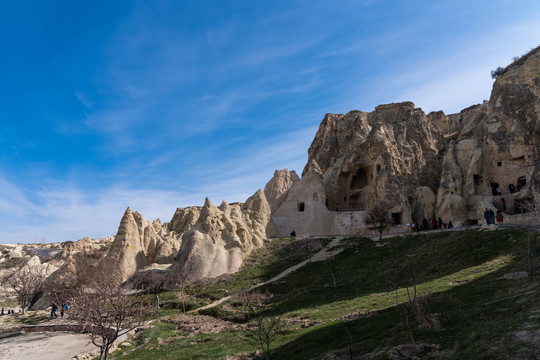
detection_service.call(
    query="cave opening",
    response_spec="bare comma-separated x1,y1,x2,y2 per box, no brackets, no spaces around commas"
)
351,168,368,189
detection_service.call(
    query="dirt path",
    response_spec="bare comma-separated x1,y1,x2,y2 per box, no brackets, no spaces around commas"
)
0,332,94,360
194,237,345,312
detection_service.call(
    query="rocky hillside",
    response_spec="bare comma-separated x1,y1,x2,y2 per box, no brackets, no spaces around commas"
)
100,188,274,284
3,46,539,311
265,45,540,237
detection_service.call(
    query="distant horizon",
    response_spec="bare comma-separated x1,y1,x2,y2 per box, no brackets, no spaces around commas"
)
1,1,539,244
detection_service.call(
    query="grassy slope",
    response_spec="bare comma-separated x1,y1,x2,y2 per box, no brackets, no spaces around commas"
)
113,229,540,359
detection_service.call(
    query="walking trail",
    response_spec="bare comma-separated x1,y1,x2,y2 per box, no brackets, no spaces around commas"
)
193,224,521,313
193,237,345,312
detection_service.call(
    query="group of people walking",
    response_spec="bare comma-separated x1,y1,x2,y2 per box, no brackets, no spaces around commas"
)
484,208,504,225
411,217,454,232
50,301,68,319
0,308,17,315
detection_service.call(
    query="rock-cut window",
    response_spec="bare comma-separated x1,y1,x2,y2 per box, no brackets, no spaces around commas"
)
298,202,305,212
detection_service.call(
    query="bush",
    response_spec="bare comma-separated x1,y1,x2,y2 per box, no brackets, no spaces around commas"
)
490,66,505,79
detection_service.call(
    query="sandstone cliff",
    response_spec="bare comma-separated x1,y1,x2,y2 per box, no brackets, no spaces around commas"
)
169,189,273,283
264,169,300,212
20,45,540,297
101,207,183,282
97,189,274,284
269,45,540,234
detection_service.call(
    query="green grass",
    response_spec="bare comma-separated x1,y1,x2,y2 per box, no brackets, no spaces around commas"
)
112,229,540,359
187,237,331,301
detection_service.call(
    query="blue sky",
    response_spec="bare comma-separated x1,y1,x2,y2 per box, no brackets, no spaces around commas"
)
0,1,539,243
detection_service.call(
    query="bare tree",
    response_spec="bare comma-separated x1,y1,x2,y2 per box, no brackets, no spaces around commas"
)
365,200,394,240
395,262,417,349
244,315,282,360
1,265,46,314
170,263,193,313
385,257,428,351
131,271,165,313
238,273,258,320
519,197,538,275
69,268,152,360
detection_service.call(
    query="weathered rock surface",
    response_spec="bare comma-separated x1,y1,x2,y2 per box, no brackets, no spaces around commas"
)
271,45,540,234
96,189,273,284
264,169,300,212
6,46,540,295
101,207,183,283
272,161,334,237
169,189,273,283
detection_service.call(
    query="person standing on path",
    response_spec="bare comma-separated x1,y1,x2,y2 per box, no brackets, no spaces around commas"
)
484,208,491,224
50,302,58,319
488,208,495,225
496,210,504,224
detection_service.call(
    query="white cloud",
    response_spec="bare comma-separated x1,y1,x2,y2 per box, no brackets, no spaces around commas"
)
0,125,317,244
341,19,540,114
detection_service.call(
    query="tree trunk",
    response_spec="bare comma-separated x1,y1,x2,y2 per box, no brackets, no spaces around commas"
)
528,228,534,274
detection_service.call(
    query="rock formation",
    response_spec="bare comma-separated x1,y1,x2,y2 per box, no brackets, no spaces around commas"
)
269,45,540,236
7,45,538,299
264,169,300,212
170,189,273,283
271,161,334,237
97,189,274,284
101,207,183,283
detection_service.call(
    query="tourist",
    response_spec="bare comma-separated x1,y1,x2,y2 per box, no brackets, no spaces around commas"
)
484,208,491,224
438,217,443,229
431,218,438,230
60,302,65,318
496,210,504,224
422,218,429,231
51,302,58,319
488,208,495,225
508,184,515,193
496,186,502,196
290,229,296,237
501,198,506,212
447,220,454,228
1,308,4,316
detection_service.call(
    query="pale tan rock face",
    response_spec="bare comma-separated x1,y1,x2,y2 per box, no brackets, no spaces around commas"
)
104,207,147,282
264,169,300,212
303,102,444,225
170,190,274,283
95,190,274,285
412,186,437,221
434,46,540,225
277,46,540,230
169,206,201,233
101,207,183,282
273,160,334,237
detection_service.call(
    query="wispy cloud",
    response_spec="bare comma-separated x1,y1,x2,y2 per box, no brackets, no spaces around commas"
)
0,124,317,244
74,90,93,108
0,174,192,243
